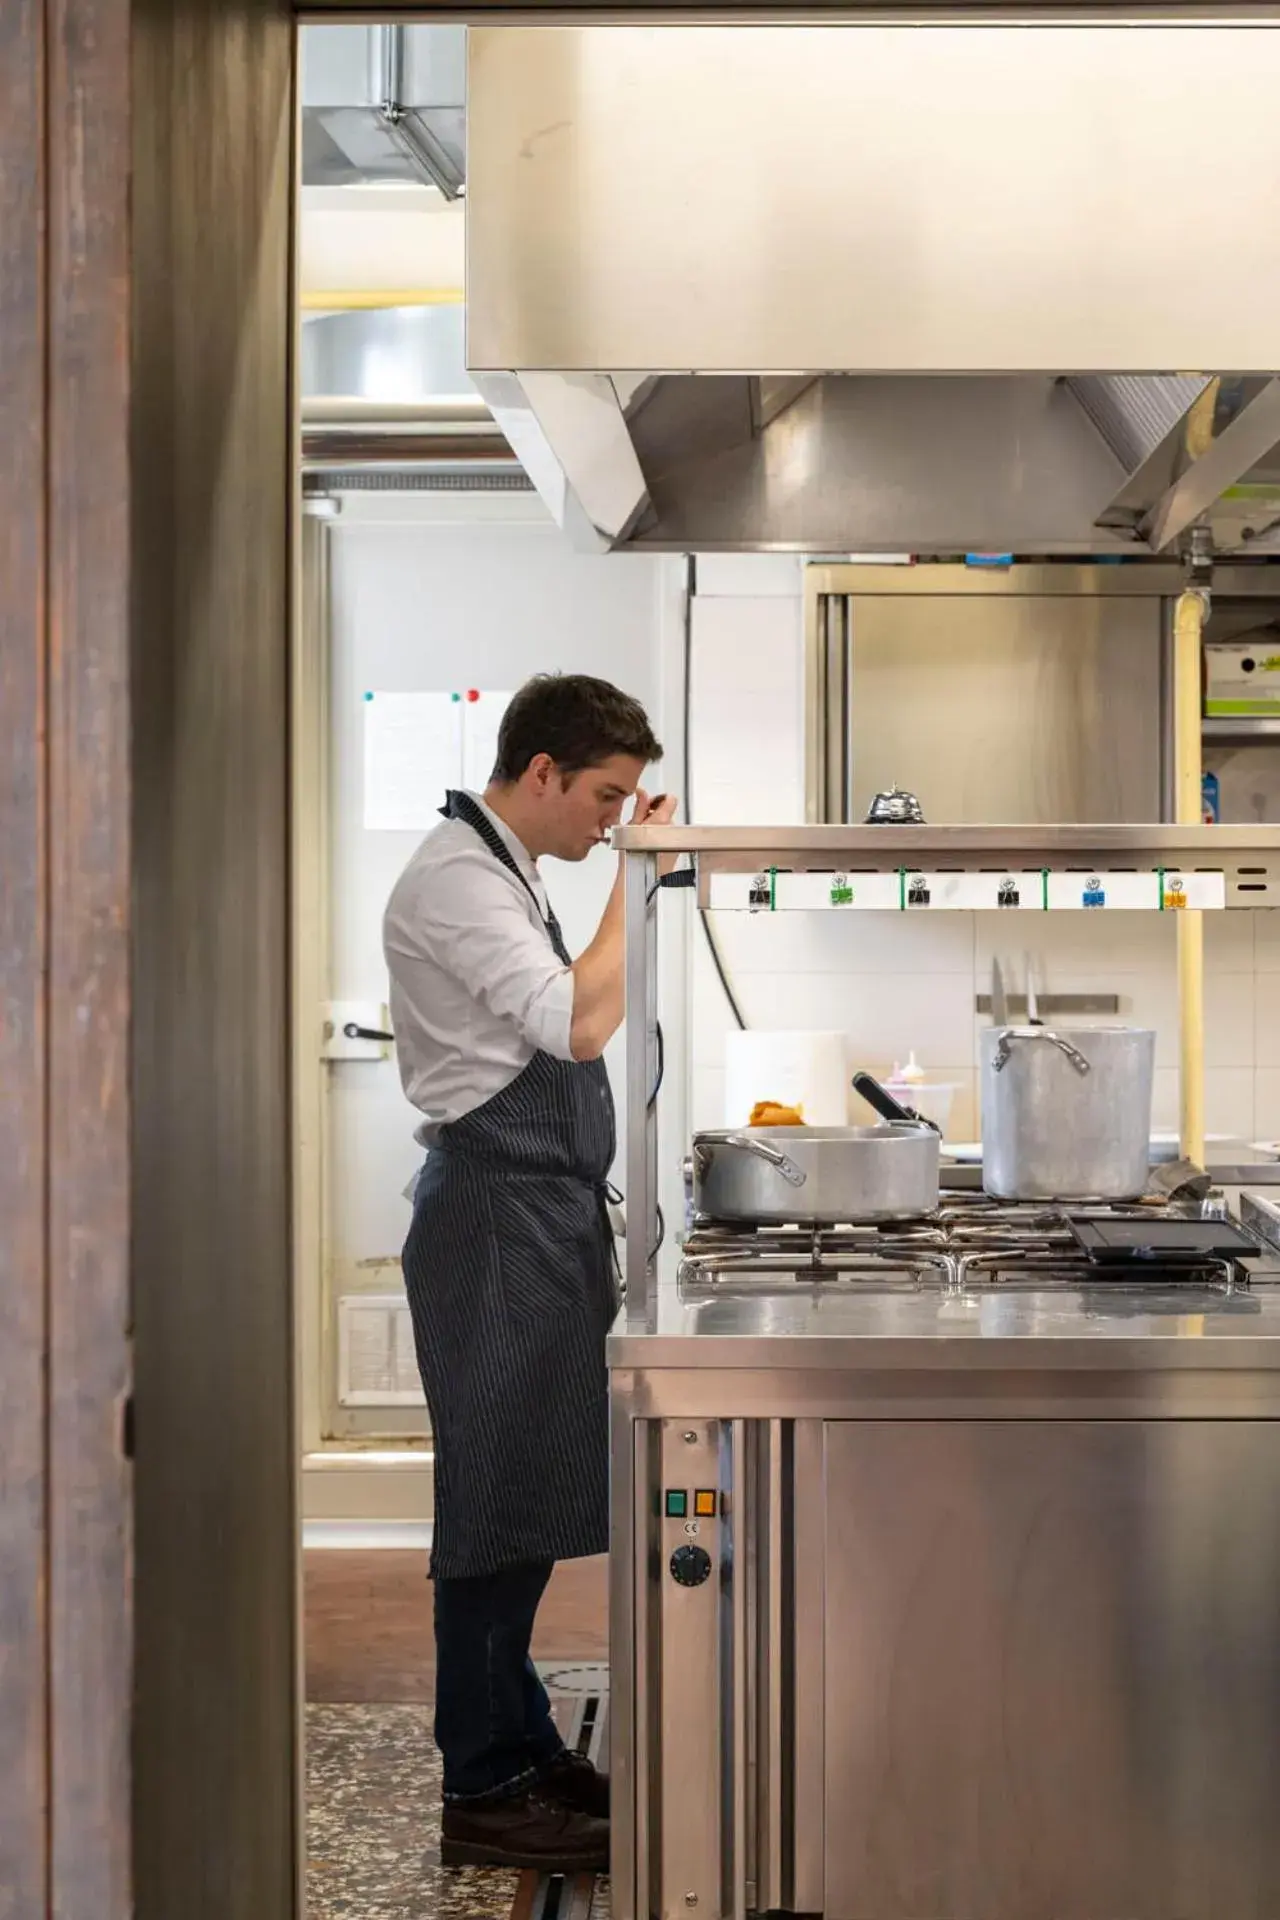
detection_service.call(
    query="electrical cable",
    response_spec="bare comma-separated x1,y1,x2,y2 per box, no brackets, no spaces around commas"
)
647,1203,666,1263
647,1019,664,1111
682,552,747,1029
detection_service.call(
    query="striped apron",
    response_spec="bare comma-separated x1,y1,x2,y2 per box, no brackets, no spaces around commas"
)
401,790,619,1580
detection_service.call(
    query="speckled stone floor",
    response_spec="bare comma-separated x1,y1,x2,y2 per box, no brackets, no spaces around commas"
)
306,1701,611,1920
307,1702,511,1920
305,1557,611,1920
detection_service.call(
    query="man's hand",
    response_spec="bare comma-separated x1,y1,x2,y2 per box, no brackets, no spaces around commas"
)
630,788,680,876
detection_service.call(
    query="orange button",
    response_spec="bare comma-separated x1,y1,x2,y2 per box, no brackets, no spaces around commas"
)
694,1489,717,1518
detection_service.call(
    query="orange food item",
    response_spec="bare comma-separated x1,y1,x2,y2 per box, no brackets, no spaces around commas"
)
748,1100,805,1128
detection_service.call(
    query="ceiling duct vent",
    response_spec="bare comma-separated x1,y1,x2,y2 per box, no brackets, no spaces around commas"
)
302,24,464,198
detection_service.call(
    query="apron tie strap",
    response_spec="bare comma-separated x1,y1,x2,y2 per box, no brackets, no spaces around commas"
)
441,789,572,965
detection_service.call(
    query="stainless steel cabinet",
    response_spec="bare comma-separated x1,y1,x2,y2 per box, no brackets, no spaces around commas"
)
845,591,1162,825
814,1419,1280,1920
807,568,1165,826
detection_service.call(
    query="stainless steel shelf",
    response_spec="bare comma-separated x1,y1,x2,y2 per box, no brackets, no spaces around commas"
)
615,823,1280,855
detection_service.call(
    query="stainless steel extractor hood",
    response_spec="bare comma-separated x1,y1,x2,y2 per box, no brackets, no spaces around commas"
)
466,25,1280,557
302,24,464,198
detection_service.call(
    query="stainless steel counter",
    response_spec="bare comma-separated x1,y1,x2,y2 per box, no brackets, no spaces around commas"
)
611,1271,1280,1369
610,1266,1280,1427
609,1223,1280,1920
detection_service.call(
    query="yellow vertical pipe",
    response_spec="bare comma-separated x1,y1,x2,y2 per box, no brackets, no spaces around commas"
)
1173,587,1207,1166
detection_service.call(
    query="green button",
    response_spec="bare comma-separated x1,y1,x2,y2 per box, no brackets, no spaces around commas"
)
665,1489,688,1519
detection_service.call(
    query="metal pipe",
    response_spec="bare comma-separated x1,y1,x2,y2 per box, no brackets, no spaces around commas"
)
1157,597,1177,821
299,289,463,312
730,1418,749,1920
802,572,824,824
300,430,515,467
624,851,658,1319
1174,586,1208,1166
301,397,489,425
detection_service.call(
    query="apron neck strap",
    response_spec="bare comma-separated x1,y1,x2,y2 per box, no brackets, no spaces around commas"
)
441,790,571,966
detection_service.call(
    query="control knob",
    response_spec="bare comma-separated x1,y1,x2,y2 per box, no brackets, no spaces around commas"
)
669,1544,712,1588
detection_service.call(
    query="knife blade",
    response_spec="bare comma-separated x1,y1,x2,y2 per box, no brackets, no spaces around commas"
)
991,957,1009,1028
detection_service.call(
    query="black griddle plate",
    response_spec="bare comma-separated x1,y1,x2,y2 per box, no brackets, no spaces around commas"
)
1065,1214,1263,1266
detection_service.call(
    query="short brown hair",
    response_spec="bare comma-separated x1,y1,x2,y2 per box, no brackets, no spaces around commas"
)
491,674,661,783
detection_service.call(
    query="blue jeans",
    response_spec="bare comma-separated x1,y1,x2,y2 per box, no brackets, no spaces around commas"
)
433,1559,566,1801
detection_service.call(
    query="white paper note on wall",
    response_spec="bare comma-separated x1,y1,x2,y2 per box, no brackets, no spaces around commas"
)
363,690,462,830
461,689,514,791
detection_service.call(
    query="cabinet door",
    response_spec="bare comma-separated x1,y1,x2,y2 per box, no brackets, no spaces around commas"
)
849,592,1162,824
822,1419,1280,1920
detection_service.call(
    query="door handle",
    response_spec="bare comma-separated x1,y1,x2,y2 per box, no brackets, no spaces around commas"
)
343,1022,394,1044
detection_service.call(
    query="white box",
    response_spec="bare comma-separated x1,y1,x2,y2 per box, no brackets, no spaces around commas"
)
1205,639,1280,716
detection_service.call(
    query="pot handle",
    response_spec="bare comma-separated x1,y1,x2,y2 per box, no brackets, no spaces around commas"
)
851,1069,941,1135
719,1133,808,1187
992,1029,1091,1077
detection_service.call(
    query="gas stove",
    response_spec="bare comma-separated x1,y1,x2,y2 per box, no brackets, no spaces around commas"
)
677,1193,1266,1295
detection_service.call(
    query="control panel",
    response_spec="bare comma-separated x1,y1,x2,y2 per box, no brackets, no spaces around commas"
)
659,1422,723,1920
669,1543,713,1588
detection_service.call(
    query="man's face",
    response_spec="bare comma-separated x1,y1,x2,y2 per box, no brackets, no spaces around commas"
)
534,753,647,861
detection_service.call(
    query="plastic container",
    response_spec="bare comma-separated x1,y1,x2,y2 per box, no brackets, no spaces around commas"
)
884,1055,958,1135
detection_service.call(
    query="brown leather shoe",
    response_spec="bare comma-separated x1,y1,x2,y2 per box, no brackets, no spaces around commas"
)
541,1751,610,1820
440,1790,609,1871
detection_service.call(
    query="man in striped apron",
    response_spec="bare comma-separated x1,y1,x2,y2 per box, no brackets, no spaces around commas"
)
384,674,673,1872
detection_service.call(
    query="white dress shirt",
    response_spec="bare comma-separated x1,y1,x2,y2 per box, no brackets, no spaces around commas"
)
383,794,576,1146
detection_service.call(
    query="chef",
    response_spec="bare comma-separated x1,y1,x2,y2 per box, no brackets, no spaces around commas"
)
384,672,674,1874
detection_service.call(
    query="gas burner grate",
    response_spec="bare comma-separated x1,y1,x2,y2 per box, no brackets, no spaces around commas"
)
679,1193,1254,1295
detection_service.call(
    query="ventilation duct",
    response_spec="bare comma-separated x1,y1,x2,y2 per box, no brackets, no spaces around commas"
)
302,25,464,198
301,308,513,473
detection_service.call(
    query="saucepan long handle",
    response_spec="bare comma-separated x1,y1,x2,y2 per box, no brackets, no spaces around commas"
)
851,1070,914,1123
851,1070,941,1134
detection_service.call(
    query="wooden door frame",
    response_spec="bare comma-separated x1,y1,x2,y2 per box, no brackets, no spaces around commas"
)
2,2,298,1916
1,1,133,1913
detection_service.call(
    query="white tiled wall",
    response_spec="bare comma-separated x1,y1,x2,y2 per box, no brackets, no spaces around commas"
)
687,563,1280,1150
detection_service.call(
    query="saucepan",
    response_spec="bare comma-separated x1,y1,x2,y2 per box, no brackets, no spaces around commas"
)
690,1073,940,1225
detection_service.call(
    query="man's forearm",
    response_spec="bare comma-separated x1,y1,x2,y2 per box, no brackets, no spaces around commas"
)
569,865,626,1060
